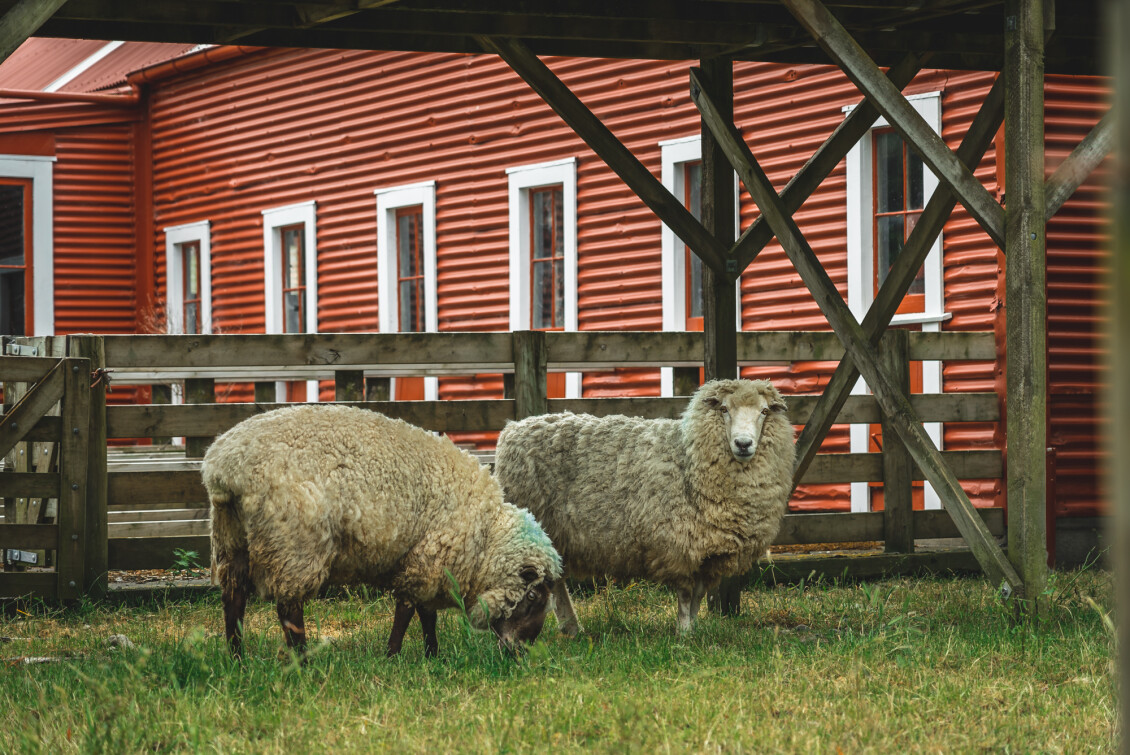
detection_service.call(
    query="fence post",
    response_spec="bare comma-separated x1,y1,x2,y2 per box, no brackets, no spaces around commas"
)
150,384,172,445
334,370,365,402
184,378,215,458
880,329,914,553
511,330,548,420
67,335,107,599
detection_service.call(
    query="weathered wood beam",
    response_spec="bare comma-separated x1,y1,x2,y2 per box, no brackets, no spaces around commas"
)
1004,0,1048,603
689,70,1024,594
780,0,1007,249
0,0,68,64
731,51,926,272
790,75,1006,484
0,360,64,460
1044,109,1113,222
476,35,729,275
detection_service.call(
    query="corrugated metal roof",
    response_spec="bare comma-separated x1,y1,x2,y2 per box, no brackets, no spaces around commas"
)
0,37,196,95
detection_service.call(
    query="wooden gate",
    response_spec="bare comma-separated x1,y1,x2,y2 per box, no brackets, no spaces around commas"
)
0,354,92,600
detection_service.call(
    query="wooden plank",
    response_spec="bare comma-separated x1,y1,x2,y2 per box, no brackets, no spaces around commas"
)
780,0,1006,249
691,73,1022,593
56,356,92,601
108,535,211,571
107,399,516,438
0,355,61,383
184,378,214,458
775,511,882,545
0,571,58,599
110,500,207,513
0,523,59,549
512,331,548,420
69,337,107,599
916,508,1005,540
800,450,1001,485
732,51,925,271
108,508,208,524
547,397,691,420
789,72,1006,484
1,473,60,498
880,330,914,553
546,331,702,368
1044,109,1113,222
1004,0,1048,602
15,416,61,443
0,359,64,459
787,393,1000,425
109,520,210,538
475,35,729,275
102,332,514,372
753,548,985,585
0,0,69,64
109,470,207,506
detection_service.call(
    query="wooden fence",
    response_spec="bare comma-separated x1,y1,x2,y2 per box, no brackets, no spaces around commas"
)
0,330,1004,598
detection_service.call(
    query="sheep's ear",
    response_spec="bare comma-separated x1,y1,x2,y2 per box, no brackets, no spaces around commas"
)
519,566,540,584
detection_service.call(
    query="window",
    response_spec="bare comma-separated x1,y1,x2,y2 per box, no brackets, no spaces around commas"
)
507,159,578,398
658,137,739,397
376,181,437,401
164,221,211,335
262,201,318,402
0,157,53,336
844,92,946,511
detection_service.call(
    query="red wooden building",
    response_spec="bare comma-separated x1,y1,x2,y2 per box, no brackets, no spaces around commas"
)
0,40,1109,560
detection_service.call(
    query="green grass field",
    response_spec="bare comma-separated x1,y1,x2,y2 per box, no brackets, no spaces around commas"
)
0,569,1115,753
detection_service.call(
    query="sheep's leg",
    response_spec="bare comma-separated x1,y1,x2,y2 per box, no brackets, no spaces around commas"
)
552,581,583,637
689,579,708,623
277,600,307,655
386,600,415,657
676,586,695,634
219,549,251,659
418,606,439,658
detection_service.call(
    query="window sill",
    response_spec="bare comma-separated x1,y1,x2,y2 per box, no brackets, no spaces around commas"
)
889,312,953,326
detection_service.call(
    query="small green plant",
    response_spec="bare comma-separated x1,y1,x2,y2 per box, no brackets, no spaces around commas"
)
170,548,202,576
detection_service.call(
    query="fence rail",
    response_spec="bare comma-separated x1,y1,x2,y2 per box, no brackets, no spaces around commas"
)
2,330,1004,593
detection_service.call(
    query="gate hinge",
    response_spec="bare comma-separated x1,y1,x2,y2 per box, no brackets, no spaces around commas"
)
4,342,40,357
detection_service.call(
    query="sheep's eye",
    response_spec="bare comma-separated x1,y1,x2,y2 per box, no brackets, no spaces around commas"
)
761,407,769,416
719,406,729,414
526,589,538,602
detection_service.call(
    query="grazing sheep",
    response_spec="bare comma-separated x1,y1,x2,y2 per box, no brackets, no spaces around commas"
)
495,379,794,634
202,404,562,659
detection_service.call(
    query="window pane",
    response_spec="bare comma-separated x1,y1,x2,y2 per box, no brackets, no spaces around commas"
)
0,269,25,336
685,162,702,219
907,146,925,210
397,211,419,278
183,244,200,297
876,215,904,288
554,258,564,329
533,189,559,260
284,291,304,333
399,279,423,332
283,227,303,288
185,301,199,335
554,190,564,259
688,253,703,319
532,259,552,330
875,131,903,213
0,185,24,262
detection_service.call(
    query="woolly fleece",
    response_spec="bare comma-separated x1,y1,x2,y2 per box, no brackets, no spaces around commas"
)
495,379,795,596
204,404,562,628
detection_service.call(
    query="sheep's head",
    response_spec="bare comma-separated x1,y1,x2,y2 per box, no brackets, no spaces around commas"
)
697,379,788,463
469,566,556,652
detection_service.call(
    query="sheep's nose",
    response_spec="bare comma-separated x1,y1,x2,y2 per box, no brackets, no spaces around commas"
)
734,438,753,454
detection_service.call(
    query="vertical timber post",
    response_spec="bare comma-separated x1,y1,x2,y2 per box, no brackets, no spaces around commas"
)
1004,0,1048,604
699,57,742,616
511,330,548,420
184,378,215,459
67,335,107,599
880,329,914,553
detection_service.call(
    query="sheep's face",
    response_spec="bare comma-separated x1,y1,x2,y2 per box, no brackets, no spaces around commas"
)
491,571,555,652
707,390,787,463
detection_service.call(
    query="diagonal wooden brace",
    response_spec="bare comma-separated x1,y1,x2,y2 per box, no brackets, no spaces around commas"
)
0,359,65,459
780,0,1006,249
690,70,1023,594
0,0,68,64
1045,108,1114,222
476,34,729,276
791,75,1007,484
731,51,926,272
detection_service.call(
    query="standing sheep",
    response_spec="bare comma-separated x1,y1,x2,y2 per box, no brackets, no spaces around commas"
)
495,379,794,634
202,404,562,659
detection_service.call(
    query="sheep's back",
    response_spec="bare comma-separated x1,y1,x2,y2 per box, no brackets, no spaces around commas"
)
496,413,695,580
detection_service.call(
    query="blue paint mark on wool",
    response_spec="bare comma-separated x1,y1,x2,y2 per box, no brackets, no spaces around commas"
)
518,509,563,572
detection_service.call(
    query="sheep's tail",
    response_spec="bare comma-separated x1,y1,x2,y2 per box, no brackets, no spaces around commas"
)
205,470,250,593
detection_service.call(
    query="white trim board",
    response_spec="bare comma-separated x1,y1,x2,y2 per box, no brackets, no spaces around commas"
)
262,201,318,402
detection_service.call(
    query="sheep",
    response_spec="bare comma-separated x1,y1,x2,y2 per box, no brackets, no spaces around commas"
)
494,378,795,635
202,404,563,659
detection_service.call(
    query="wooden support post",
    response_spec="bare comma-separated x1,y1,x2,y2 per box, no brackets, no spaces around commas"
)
56,357,91,600
790,76,1006,484
880,330,914,554
689,75,1023,594
1004,0,1048,604
780,0,1006,249
184,378,215,459
511,331,548,420
67,336,106,599
334,370,365,402
0,0,68,64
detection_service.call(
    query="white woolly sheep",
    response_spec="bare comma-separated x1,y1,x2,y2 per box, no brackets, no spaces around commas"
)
495,378,795,634
202,404,563,659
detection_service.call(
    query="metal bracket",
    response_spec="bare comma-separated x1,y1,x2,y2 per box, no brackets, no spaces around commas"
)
4,342,40,357
5,549,39,566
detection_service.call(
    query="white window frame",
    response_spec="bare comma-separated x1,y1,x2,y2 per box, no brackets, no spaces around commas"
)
0,155,54,336
658,136,741,397
375,180,438,401
262,201,318,402
164,220,212,335
507,158,580,398
844,91,946,511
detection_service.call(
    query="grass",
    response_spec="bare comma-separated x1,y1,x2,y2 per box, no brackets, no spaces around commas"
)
0,569,1115,754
